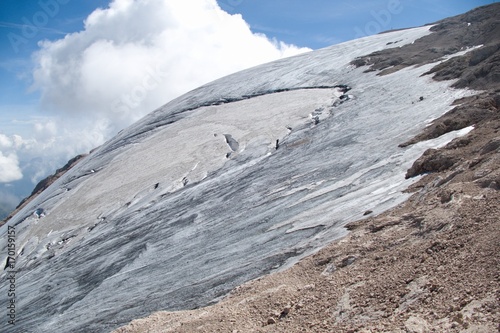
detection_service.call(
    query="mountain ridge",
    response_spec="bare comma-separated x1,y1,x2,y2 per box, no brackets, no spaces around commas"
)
1,4,499,333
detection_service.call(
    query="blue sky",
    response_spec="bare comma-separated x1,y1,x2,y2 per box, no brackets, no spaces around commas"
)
0,0,497,216
220,0,498,47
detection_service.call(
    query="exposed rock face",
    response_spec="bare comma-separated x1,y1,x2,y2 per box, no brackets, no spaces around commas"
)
426,43,500,90
405,149,458,178
403,93,499,180
351,3,500,90
399,92,499,147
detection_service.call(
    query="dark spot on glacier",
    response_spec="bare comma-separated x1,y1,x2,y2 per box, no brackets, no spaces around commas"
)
34,208,45,218
4,257,12,270
223,134,239,152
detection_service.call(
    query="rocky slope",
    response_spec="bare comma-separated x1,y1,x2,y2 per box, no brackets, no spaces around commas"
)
1,4,499,333
114,4,500,333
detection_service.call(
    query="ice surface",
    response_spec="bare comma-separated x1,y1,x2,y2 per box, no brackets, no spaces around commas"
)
0,26,479,333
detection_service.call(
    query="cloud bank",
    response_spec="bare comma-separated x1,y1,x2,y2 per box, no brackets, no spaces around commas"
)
32,0,310,134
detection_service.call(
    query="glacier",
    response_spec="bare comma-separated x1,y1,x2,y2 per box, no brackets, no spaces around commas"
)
0,25,478,333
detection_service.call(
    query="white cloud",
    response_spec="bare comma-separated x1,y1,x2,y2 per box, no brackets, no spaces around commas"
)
0,134,23,183
31,0,311,136
0,151,23,183
1,117,107,186
9,117,110,184
0,134,13,149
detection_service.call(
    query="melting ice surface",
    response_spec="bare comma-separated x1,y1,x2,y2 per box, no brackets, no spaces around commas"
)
0,26,476,332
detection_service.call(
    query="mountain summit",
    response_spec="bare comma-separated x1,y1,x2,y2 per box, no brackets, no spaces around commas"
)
1,4,499,333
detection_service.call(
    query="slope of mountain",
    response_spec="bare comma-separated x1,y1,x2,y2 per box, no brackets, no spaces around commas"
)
0,154,88,228
114,4,499,332
1,4,498,333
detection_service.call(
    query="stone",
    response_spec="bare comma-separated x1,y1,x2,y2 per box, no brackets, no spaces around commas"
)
405,316,430,333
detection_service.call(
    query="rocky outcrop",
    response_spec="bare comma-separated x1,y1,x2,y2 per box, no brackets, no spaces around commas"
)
405,149,458,178
351,3,500,90
404,94,499,181
425,43,500,90
399,92,499,147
